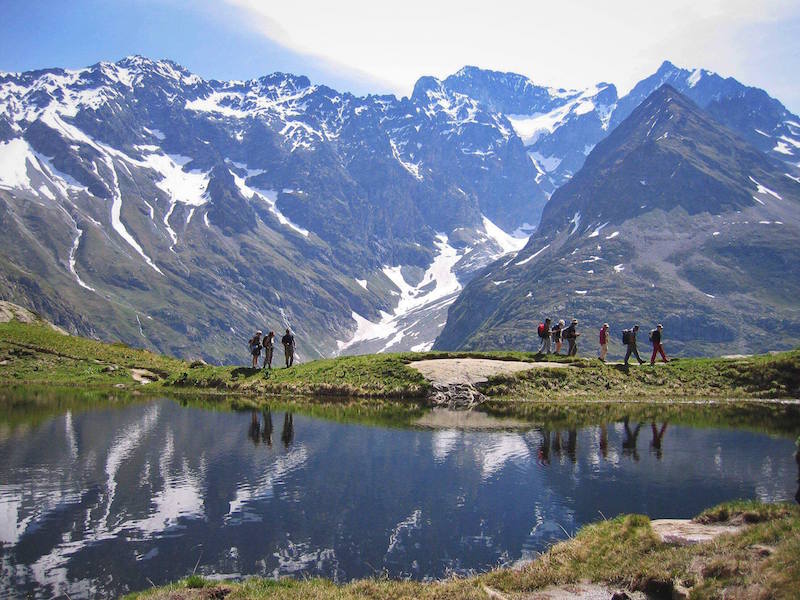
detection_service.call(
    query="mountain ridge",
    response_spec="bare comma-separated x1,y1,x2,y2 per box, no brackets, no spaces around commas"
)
434,84,800,355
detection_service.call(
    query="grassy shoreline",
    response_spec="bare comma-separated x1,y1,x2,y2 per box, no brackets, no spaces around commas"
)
125,500,800,600
2,320,799,405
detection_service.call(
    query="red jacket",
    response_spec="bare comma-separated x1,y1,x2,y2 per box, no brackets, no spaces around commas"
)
599,328,608,344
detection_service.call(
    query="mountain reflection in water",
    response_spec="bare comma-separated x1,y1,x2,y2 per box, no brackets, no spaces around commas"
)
0,396,797,599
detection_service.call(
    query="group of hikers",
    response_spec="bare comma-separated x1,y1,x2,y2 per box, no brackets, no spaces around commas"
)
536,318,669,366
248,329,296,369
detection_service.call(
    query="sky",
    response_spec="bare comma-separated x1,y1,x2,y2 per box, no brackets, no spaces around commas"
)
2,0,799,112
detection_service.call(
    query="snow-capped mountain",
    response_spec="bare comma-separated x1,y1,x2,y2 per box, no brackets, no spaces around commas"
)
441,66,618,195
611,60,800,165
0,57,535,362
2,56,798,361
444,63,800,202
435,86,800,355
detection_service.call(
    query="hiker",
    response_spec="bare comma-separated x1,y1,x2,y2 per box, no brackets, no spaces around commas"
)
537,318,552,354
248,330,263,368
552,320,564,355
598,323,610,362
622,325,645,366
282,328,295,367
262,331,275,369
649,323,669,365
563,319,580,356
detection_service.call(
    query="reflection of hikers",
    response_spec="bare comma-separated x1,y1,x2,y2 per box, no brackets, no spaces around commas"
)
649,324,669,365
598,323,609,362
537,318,552,354
599,424,608,459
650,422,668,460
281,329,295,367
563,319,580,356
262,409,273,446
281,412,294,447
249,411,261,445
622,416,642,462
567,429,577,463
552,320,564,355
262,331,275,369
248,331,263,368
538,429,551,465
622,325,645,366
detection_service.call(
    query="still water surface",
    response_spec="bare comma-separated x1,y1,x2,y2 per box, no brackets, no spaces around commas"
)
1,396,798,598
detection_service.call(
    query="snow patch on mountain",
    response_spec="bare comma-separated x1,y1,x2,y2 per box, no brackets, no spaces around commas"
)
105,156,163,274
337,234,463,353
482,215,528,254
515,243,550,266
749,176,783,200
0,139,36,191
231,172,310,237
141,153,209,206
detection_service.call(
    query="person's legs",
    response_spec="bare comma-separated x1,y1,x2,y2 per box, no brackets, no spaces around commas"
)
289,348,294,366
656,343,668,362
284,345,290,367
624,344,632,365
599,343,607,361
650,345,658,365
632,344,643,364
555,340,562,354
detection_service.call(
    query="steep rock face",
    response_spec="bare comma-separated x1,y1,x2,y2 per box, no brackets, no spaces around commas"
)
0,57,535,362
435,86,800,356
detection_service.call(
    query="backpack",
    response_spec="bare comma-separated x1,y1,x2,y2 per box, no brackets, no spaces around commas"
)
622,329,631,345
648,330,655,342
537,323,546,337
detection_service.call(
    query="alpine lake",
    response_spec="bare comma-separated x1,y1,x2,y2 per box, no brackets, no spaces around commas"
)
1,387,798,599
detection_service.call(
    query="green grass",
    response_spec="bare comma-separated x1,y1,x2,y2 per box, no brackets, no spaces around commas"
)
124,501,800,600
2,319,800,407
481,351,800,400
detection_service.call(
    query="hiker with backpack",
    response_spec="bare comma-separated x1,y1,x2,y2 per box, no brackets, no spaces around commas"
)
552,319,564,355
248,330,263,368
649,324,669,365
537,318,552,354
622,325,645,366
262,331,275,369
563,319,580,356
282,328,296,368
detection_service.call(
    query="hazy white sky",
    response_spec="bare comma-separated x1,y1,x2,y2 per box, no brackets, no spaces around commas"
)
223,0,800,107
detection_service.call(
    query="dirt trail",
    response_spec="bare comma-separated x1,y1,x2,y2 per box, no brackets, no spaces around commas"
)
410,358,568,387
410,358,570,409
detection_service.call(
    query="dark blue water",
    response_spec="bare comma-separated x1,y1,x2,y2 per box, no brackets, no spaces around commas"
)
0,397,797,599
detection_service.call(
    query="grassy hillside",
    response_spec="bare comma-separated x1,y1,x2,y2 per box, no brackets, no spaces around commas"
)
126,500,800,600
1,317,799,401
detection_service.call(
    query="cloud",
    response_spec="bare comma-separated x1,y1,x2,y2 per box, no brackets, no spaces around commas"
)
222,0,800,108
